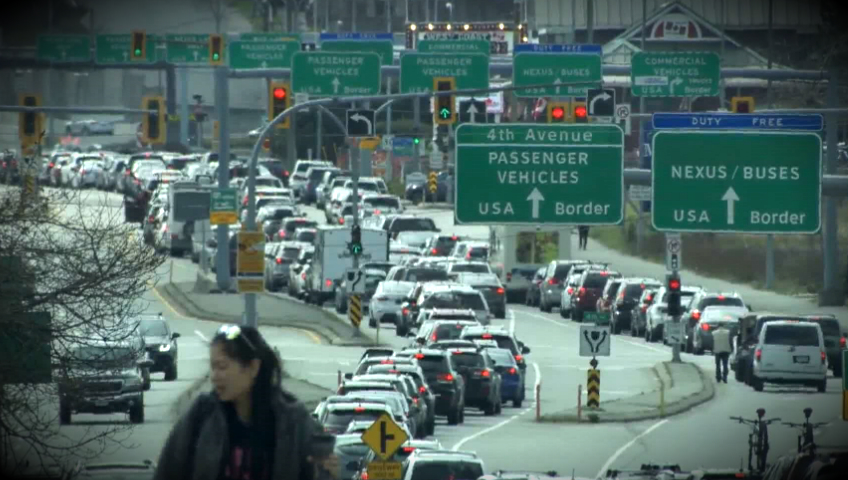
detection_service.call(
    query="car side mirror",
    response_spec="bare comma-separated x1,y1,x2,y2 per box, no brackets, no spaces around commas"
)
344,373,353,380
171,332,180,340
522,345,531,354
138,358,154,368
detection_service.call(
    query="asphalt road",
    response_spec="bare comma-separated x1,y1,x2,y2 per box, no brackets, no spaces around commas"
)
43,189,848,475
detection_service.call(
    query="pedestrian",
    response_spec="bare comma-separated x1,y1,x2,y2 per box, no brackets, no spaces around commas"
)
153,324,339,480
578,226,589,250
712,323,733,384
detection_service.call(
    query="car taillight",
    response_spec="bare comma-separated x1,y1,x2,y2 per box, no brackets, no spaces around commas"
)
418,386,426,393
431,248,438,254
354,406,365,412
646,294,653,302
641,305,648,313
431,333,438,341
414,353,424,359
692,310,701,321
339,217,345,224
163,224,169,232
508,367,516,375
840,337,846,348
578,287,586,296
402,446,416,453
48,162,54,168
821,351,826,364
438,373,454,382
701,323,711,331
412,397,419,405
276,258,282,264
482,333,493,339
466,252,471,260
301,272,306,280
618,291,625,300
496,287,505,295
361,473,369,480
717,295,726,300
515,355,523,362
374,209,381,215
147,215,155,223
325,279,332,287
567,287,573,295
755,348,762,361
402,308,409,315
480,369,491,377
124,169,131,175
548,278,557,285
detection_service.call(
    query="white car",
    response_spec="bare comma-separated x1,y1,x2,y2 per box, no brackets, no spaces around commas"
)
65,119,114,136
558,273,583,318
287,247,314,298
750,320,828,392
645,285,704,343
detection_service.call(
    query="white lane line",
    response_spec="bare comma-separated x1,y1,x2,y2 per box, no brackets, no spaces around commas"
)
595,419,669,479
509,310,516,335
452,361,541,452
194,330,209,343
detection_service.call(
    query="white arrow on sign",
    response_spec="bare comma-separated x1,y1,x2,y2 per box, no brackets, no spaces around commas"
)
526,188,544,219
261,60,268,68
351,113,372,134
553,78,562,94
466,102,479,124
589,91,611,115
331,77,341,94
670,77,683,94
192,51,199,61
722,187,740,225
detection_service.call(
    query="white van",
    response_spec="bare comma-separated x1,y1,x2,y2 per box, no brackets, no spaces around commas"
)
750,320,828,393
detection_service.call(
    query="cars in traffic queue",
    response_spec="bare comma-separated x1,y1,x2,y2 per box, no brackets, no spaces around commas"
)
447,347,503,415
485,347,524,407
353,439,443,480
422,234,462,257
416,284,493,327
361,193,404,217
157,181,210,257
445,261,493,278
312,395,396,424
731,312,808,384
258,158,289,186
558,273,584,318
276,217,319,241
394,280,457,335
142,203,166,246
538,260,592,312
749,320,829,392
460,325,530,374
292,227,317,244
803,314,846,376
448,241,490,261
188,219,214,264
384,215,439,236
264,241,301,291
430,339,479,351
351,375,427,439
369,280,415,330
57,341,152,425
119,326,151,390
343,176,387,195
367,364,437,436
257,205,297,240
683,291,747,352
332,433,372,480
690,306,747,355
144,169,185,193
646,285,703,344
135,314,180,381
395,348,466,425
611,278,663,334
571,269,621,322
303,166,341,204
400,450,485,480
524,267,546,307
395,231,437,253
316,401,395,435
335,268,387,315
629,287,660,337
596,275,623,315
455,272,507,319
315,170,349,208
415,318,481,346
286,246,314,298
345,392,417,437
387,265,451,283
287,159,332,199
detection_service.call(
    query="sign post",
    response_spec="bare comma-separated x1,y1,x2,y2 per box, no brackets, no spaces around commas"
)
631,52,720,97
454,124,624,225
236,231,265,293
512,53,602,97
96,34,159,64
665,233,682,272
165,34,210,64
291,51,382,96
579,324,610,410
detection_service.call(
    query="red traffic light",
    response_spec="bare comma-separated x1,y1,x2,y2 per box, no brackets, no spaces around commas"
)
669,279,681,291
574,105,587,118
273,88,286,100
551,107,565,120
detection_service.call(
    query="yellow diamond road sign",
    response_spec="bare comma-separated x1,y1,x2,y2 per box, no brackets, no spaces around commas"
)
360,413,408,461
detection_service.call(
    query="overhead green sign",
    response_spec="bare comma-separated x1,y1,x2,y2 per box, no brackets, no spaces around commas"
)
229,39,300,69
166,34,210,64
652,131,821,233
400,53,489,93
513,53,602,98
418,40,490,56
291,52,382,96
95,34,163,64
37,35,91,62
631,52,720,97
454,124,624,225
321,40,394,66
239,32,300,42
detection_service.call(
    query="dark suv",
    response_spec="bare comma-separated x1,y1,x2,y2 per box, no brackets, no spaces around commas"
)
460,326,530,376
136,314,180,381
804,314,846,377
398,348,465,425
571,270,621,322
611,278,662,334
449,348,502,415
423,234,462,256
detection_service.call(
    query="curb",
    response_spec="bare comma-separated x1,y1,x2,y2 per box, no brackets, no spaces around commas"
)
537,362,715,424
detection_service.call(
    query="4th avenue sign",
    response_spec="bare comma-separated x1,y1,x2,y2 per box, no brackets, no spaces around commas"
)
513,53,602,98
292,51,382,96
652,131,822,234
455,124,624,225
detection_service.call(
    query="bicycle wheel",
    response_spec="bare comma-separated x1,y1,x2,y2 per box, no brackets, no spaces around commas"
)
756,424,769,471
748,433,755,472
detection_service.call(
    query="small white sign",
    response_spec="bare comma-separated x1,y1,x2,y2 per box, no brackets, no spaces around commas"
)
628,185,652,201
294,93,309,105
665,234,682,271
429,150,443,169
346,268,366,294
615,104,631,120
665,322,684,344
381,134,394,150
579,325,611,357
405,172,426,186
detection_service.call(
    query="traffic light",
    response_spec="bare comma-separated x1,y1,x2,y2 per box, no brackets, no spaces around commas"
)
667,273,682,317
141,95,166,145
546,101,570,123
433,77,456,125
18,94,42,141
349,225,362,256
208,34,224,65
269,82,291,129
731,96,754,113
131,31,146,61
573,101,589,123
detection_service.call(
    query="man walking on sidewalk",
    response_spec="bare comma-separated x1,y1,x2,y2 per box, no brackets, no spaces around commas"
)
713,324,733,383
578,226,589,250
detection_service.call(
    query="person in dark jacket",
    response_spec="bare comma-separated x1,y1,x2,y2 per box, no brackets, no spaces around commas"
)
578,226,590,250
153,325,339,480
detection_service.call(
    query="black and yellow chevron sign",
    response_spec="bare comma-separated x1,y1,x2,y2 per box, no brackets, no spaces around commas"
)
349,295,362,328
587,368,601,408
428,171,437,194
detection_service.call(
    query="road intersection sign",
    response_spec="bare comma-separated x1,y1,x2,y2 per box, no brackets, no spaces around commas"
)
321,40,394,66
513,53,602,98
579,324,611,357
652,131,822,233
587,88,616,117
631,52,720,97
37,35,91,62
229,38,300,69
166,34,210,64
652,113,824,131
513,44,602,54
292,51,381,96
418,39,491,55
96,34,161,64
399,53,489,93
346,109,376,136
454,124,624,225
361,412,408,461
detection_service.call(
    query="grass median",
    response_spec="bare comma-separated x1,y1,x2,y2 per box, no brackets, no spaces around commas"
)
590,201,848,296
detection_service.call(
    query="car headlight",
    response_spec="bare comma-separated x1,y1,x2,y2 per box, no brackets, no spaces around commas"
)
158,344,171,352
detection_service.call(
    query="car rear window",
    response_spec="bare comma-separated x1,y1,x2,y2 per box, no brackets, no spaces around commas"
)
764,325,820,346
410,462,484,480
463,334,517,354
702,297,745,308
296,231,316,243
486,349,517,366
417,356,448,373
325,410,382,429
406,269,449,282
281,247,300,260
285,220,318,234
433,324,468,341
390,218,437,232
309,168,334,181
424,292,485,310
467,247,489,259
451,264,489,274
584,273,615,289
450,352,485,369
808,319,840,336
554,264,576,279
365,197,401,208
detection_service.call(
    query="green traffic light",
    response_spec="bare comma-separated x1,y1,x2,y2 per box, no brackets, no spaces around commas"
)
413,137,420,144
134,48,142,56
351,243,362,255
212,53,220,60
439,108,450,119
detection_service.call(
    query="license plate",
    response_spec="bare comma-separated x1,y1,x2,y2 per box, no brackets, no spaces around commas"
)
793,355,810,364
94,399,109,407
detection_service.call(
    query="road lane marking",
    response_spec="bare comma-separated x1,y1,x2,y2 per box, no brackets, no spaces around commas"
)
595,419,669,479
149,279,190,319
509,310,515,335
195,330,209,343
451,361,541,452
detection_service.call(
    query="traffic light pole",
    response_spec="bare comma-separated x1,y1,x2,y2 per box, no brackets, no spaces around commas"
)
213,66,233,298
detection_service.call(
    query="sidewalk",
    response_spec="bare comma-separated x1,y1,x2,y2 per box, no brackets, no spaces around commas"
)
155,272,376,347
539,361,715,423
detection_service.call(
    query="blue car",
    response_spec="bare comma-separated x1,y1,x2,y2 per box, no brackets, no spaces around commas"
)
486,347,525,407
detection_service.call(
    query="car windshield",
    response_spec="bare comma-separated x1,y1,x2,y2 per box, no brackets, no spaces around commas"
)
71,346,136,367
390,218,437,232
406,269,449,282
138,319,168,337
451,264,489,274
450,352,485,369
285,220,318,234
424,292,485,310
764,325,820,346
702,297,745,308
410,462,484,480
295,231,316,243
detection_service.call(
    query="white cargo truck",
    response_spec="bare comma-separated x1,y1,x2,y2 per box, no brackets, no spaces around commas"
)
305,226,389,305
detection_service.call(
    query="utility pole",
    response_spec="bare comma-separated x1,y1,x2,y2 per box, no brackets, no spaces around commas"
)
214,66,231,293
586,0,594,44
287,3,299,171
765,0,775,290
636,0,647,254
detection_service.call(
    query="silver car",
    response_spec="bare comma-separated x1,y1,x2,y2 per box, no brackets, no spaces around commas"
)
368,280,415,328
65,119,114,136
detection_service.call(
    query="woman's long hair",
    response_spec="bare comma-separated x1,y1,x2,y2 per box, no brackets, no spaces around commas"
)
211,326,283,478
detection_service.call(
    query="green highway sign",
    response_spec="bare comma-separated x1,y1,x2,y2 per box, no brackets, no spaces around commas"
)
418,40,490,55
96,34,162,64
631,52,720,97
210,188,239,225
400,53,489,93
291,51,382,96
37,35,91,62
584,311,611,325
454,124,624,225
320,40,394,66
239,32,300,42
652,131,822,233
513,53,602,98
229,39,300,69
166,34,210,64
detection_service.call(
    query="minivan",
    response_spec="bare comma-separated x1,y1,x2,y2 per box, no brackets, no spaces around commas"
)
750,320,827,392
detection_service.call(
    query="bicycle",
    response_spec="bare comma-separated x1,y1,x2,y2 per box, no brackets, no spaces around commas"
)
730,408,781,473
782,407,827,455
